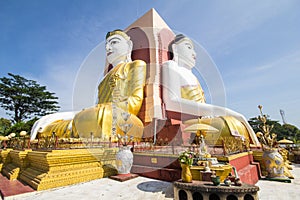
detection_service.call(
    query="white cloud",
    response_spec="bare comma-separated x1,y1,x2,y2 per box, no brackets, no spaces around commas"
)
254,50,300,72
225,50,300,94
41,64,77,110
22,52,83,112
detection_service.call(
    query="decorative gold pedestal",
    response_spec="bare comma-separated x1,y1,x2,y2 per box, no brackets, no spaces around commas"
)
2,149,30,180
190,164,232,182
252,150,264,170
17,148,118,191
0,149,12,172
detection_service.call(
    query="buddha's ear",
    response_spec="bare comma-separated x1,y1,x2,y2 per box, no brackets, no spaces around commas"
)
172,43,178,62
128,40,133,52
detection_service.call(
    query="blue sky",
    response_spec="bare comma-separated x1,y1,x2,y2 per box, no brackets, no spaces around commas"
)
1,0,300,128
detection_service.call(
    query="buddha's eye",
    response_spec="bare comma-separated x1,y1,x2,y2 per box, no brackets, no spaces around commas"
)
186,43,192,49
111,40,119,45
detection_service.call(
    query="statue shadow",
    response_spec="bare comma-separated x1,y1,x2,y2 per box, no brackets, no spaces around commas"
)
137,181,174,198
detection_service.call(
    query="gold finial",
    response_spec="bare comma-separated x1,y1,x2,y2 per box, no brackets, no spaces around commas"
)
256,105,277,149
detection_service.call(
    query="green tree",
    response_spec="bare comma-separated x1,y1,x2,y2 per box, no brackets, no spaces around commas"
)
0,73,60,123
280,124,300,143
0,117,11,135
5,118,38,137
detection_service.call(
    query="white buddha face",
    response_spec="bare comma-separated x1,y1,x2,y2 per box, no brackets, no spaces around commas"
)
174,38,196,69
105,34,132,66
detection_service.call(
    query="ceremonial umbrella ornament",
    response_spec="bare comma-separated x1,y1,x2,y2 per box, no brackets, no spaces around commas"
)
183,123,219,147
183,122,219,159
277,138,294,144
183,118,206,125
20,131,27,137
9,132,16,138
183,123,219,133
0,136,9,141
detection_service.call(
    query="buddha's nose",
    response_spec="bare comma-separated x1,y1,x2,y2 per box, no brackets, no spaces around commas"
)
106,44,112,52
193,52,196,60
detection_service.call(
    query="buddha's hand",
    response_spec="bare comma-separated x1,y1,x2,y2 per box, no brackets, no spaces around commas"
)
112,96,128,103
109,74,120,89
112,90,128,103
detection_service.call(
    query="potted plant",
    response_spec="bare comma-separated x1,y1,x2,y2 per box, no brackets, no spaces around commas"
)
178,149,195,182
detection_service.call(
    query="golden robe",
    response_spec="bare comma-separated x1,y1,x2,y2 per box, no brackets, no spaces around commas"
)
39,60,146,139
40,119,73,138
181,84,205,103
72,60,146,139
181,80,251,146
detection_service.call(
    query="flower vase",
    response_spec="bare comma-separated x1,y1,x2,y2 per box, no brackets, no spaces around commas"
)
116,146,133,174
262,148,285,178
211,175,220,186
181,164,193,183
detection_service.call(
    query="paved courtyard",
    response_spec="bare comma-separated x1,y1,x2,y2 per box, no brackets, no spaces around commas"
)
4,164,300,200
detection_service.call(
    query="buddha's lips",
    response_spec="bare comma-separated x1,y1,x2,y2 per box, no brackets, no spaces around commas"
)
107,52,112,56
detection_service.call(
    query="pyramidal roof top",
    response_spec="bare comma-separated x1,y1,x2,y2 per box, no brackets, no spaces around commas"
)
126,8,172,30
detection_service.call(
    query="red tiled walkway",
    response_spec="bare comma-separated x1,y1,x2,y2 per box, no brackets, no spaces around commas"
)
0,174,34,199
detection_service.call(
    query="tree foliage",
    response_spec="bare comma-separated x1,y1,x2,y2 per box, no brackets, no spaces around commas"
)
5,118,38,137
0,117,11,135
280,124,300,143
0,73,60,123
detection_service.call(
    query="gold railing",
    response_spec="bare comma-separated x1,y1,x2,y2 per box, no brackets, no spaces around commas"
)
222,136,250,155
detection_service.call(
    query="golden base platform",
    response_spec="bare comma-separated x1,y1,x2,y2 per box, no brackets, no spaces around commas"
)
1,148,118,191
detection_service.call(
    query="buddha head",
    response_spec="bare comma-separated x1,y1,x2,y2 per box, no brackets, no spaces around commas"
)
169,34,196,70
105,29,133,66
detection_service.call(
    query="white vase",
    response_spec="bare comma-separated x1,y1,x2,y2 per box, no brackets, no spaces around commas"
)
116,146,133,174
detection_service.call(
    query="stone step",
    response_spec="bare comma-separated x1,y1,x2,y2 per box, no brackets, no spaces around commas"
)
2,163,20,180
0,173,34,199
131,164,180,182
238,164,259,185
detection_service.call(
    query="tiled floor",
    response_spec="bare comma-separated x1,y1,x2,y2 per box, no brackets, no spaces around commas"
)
1,164,300,200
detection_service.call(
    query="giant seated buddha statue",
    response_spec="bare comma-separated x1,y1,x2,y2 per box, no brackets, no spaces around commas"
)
31,30,146,140
162,34,260,146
